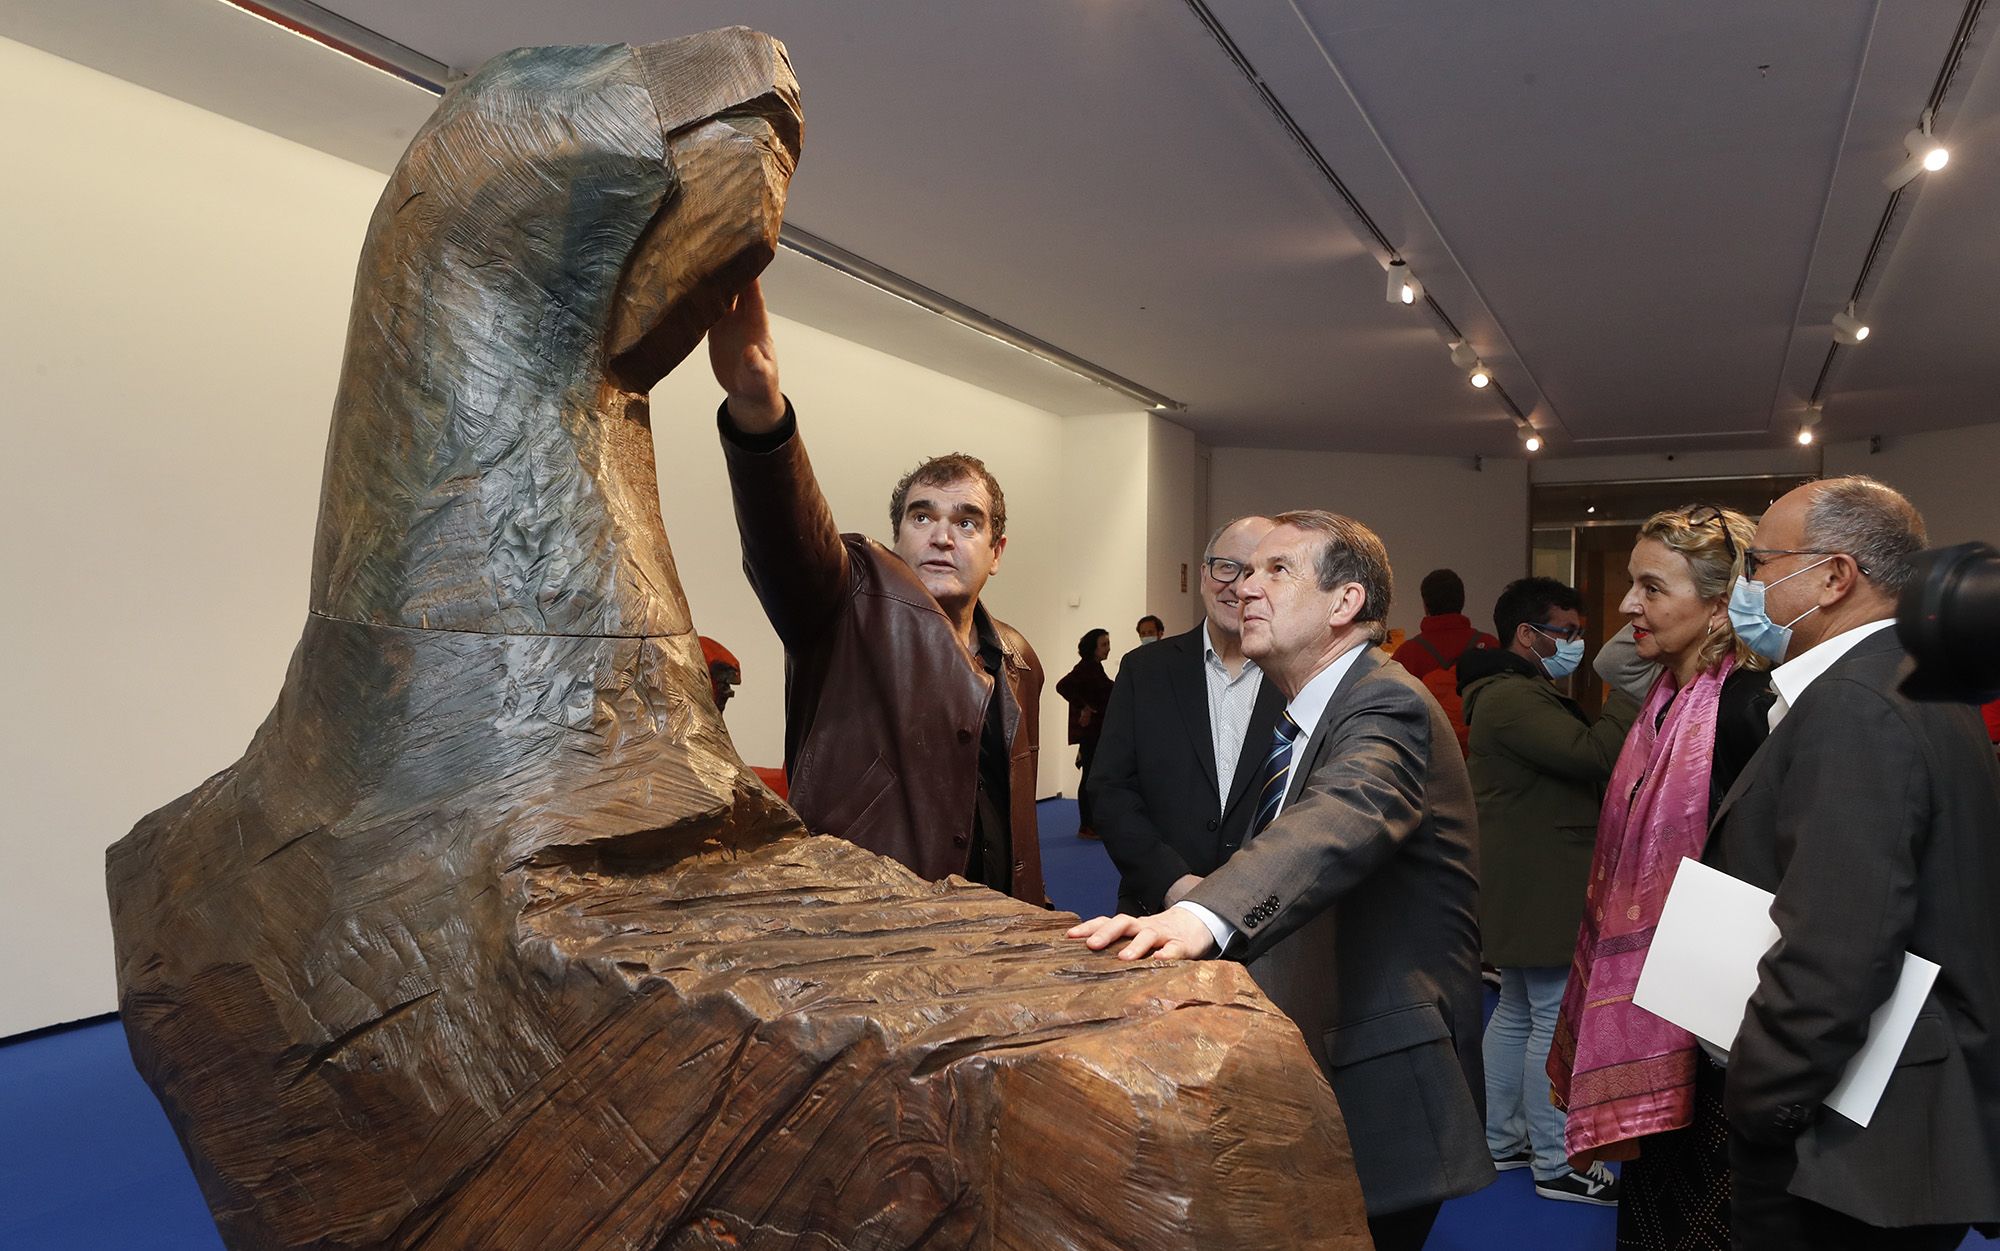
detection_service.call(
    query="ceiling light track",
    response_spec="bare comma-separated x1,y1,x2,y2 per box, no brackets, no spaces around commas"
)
218,0,456,92
778,226,1185,412
1179,0,1530,431
1808,0,1986,409
226,1,1185,414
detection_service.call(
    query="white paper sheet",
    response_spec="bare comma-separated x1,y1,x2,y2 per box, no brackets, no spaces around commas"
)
1631,856,1940,1128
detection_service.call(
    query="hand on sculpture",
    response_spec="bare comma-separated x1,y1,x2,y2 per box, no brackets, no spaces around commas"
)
1163,873,1203,906
707,277,786,433
1067,908,1217,961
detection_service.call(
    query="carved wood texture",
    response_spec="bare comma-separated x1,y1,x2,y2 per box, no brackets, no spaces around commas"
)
105,28,1368,1250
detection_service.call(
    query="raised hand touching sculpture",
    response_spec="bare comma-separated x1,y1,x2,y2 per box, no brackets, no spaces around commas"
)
106,29,1368,1250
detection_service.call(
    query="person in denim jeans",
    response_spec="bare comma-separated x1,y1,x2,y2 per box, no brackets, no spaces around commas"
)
1459,577,1638,1204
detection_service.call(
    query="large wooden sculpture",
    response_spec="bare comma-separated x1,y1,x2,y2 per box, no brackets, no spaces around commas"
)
106,29,1368,1250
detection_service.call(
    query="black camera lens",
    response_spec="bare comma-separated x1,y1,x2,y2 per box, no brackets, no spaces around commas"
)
1896,541,2000,704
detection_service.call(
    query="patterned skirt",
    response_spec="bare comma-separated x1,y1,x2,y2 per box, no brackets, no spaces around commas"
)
1616,1054,1730,1251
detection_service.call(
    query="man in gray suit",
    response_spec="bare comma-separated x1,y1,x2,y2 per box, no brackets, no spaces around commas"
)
1709,476,2000,1250
1069,509,1491,1251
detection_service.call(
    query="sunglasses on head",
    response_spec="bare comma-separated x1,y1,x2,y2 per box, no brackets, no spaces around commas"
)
1685,504,1739,569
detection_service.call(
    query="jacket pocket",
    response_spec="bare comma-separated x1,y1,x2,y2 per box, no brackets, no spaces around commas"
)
1326,1001,1452,1067
814,754,898,835
1896,1011,1950,1067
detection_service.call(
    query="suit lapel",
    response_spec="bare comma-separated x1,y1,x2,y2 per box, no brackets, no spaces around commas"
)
1285,646,1382,804
1163,627,1221,801
1710,627,1903,837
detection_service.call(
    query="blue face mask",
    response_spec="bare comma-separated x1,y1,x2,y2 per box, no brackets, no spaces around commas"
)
1728,557,1832,662
1531,627,1586,679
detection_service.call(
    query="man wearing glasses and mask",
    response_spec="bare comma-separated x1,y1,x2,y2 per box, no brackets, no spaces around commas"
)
1455,577,1639,1205
1707,477,2000,1250
1090,516,1284,915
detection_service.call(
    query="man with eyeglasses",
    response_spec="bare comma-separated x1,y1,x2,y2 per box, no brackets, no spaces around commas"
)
1707,476,2000,1250
1455,577,1638,1205
1089,516,1284,915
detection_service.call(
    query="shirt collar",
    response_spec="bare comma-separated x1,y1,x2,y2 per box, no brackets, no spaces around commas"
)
972,602,1006,668
1203,621,1261,677
1770,618,1894,712
1283,642,1370,740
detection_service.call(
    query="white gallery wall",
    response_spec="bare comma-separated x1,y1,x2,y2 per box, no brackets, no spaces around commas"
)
1825,424,2000,546
1207,447,1532,642
0,36,1140,1037
1146,418,1206,636
1,36,381,1038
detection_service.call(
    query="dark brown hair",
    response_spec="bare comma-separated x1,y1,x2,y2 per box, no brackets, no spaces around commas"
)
888,453,1007,540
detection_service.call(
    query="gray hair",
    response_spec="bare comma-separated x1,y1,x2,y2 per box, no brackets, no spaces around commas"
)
1270,509,1393,638
1803,476,1927,593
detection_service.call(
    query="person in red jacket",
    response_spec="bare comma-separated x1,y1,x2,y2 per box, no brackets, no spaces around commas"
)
698,635,789,799
1392,569,1500,755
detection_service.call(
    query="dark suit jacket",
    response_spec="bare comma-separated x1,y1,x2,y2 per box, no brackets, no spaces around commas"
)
1708,627,2000,1228
719,404,1046,903
1088,624,1284,913
1188,647,1492,1217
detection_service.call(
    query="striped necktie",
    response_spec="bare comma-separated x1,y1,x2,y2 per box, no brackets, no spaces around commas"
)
1251,712,1303,836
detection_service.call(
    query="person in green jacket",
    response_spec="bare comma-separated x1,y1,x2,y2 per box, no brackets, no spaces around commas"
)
1459,577,1642,1205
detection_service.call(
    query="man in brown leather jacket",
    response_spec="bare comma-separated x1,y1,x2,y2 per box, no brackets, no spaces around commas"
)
705,280,1046,903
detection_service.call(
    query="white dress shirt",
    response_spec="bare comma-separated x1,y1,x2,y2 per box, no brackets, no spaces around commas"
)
1174,641,1372,953
1767,619,1896,732
1202,623,1265,815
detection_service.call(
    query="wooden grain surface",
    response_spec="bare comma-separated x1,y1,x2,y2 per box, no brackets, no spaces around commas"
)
105,28,1369,1250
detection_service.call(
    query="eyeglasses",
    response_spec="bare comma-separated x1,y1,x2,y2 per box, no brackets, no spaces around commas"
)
1742,547,1865,579
1685,504,1739,569
1203,556,1249,584
1531,622,1584,642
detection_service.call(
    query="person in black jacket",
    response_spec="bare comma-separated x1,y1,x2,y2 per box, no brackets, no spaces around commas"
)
1709,477,2000,1249
1055,629,1115,837
1090,516,1281,913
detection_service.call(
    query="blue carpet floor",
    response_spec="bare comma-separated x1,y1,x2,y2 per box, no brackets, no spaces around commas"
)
2,800,1988,1249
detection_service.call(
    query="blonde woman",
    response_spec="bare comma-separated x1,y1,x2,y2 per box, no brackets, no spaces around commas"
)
1550,505,1775,1250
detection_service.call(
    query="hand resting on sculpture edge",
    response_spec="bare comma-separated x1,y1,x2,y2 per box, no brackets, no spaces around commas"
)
1067,908,1217,961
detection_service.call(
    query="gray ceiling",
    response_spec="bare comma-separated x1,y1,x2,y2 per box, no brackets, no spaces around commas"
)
10,0,1996,455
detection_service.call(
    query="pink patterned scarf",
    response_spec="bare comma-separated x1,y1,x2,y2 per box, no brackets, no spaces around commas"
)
1548,653,1735,1163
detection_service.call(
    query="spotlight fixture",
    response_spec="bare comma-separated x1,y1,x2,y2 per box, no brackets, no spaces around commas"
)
1832,302,1870,345
1448,340,1479,370
1798,404,1823,447
1469,361,1493,389
1386,259,1422,305
1517,421,1542,453
1884,111,1949,191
